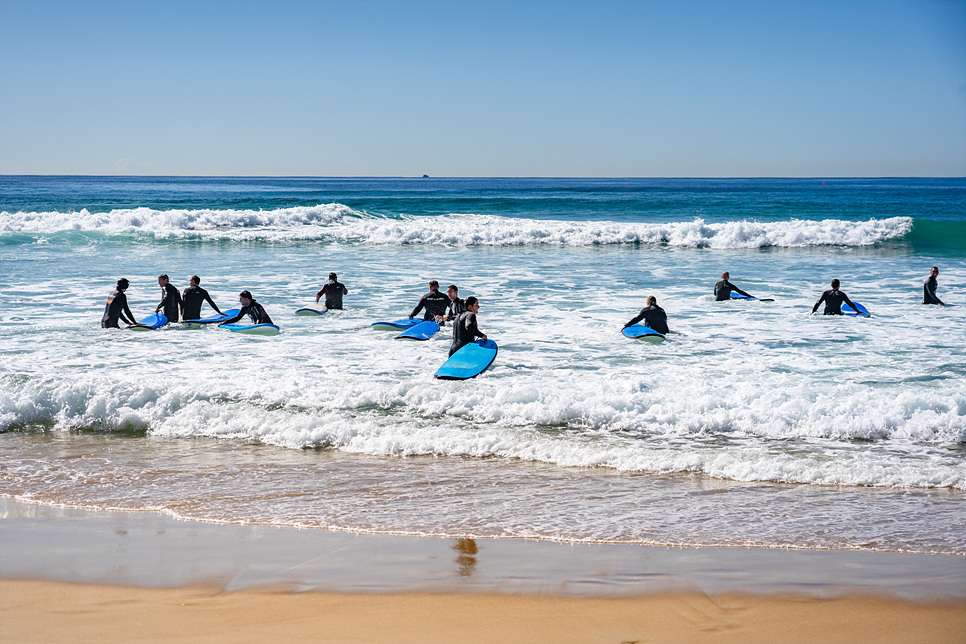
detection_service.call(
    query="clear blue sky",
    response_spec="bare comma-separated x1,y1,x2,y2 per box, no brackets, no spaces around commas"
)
1,0,964,176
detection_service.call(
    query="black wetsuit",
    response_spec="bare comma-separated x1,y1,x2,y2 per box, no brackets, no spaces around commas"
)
450,310,485,356
222,300,273,325
624,305,669,334
156,283,183,323
181,285,222,321
811,289,858,315
101,288,136,328
441,297,465,325
411,289,449,321
714,279,751,301
923,277,944,305
316,281,348,309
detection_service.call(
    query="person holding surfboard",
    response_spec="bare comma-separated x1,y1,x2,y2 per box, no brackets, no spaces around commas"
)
811,279,860,315
182,275,223,321
221,291,274,325
315,273,348,309
101,278,137,328
155,274,183,323
923,266,945,306
438,284,465,325
623,296,670,334
410,280,449,321
714,272,753,301
450,297,487,356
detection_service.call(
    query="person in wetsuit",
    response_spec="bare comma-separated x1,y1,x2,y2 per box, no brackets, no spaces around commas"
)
155,273,183,323
315,272,348,309
623,296,670,334
181,275,223,321
923,266,945,306
101,278,137,328
450,296,487,356
410,280,449,321
438,284,465,325
714,271,753,301
811,279,859,315
221,291,274,325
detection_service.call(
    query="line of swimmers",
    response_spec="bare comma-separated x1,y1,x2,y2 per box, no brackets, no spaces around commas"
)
102,265,950,350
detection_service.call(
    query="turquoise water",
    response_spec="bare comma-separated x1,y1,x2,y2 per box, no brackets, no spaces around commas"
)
1,176,964,553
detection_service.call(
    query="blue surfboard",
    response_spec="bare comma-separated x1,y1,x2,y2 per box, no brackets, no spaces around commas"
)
128,313,167,330
622,324,665,344
219,323,281,336
435,339,498,380
184,308,240,325
395,320,440,340
730,293,774,302
295,307,326,316
842,301,871,317
371,318,422,331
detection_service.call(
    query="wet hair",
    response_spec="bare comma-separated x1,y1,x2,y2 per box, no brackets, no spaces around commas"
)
429,280,439,288
647,295,657,305
447,285,458,292
931,266,939,272
465,296,479,307
831,279,840,289
190,275,200,284
239,290,253,300
158,274,169,281
721,272,729,279
117,278,130,289
329,272,337,280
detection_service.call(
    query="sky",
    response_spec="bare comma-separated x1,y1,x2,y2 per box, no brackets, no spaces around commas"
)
0,0,964,177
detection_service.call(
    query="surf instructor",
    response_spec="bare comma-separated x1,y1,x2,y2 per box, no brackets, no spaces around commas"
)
155,274,183,323
811,279,859,315
450,296,487,356
714,272,753,301
221,291,274,325
101,278,137,328
316,273,348,310
623,296,669,334
410,280,449,321
182,275,223,320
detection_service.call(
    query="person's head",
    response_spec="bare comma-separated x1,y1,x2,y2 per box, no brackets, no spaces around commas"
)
721,272,730,280
646,295,657,306
465,296,479,312
931,266,939,277
239,290,253,304
329,272,337,281
158,273,169,286
117,278,130,291
429,280,439,291
447,285,459,300
831,279,840,290
190,275,200,286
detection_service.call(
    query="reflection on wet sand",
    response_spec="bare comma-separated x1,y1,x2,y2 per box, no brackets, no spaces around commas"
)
453,539,478,577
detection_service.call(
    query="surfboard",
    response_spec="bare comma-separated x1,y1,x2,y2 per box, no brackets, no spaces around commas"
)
730,293,775,302
128,313,167,331
842,301,871,317
621,324,666,344
183,308,240,325
219,323,281,336
434,339,498,380
370,318,422,331
295,307,326,316
395,320,440,340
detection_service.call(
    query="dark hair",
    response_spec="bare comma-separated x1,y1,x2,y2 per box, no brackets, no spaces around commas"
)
465,296,478,307
158,273,169,281
329,272,337,280
429,280,439,288
239,290,253,300
447,284,458,292
931,266,939,271
647,295,657,305
191,275,201,284
117,278,130,288
831,279,840,289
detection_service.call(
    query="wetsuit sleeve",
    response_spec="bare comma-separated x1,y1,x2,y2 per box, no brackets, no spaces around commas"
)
624,309,646,327
731,283,752,298
466,314,484,339
811,292,827,314
924,280,943,305
205,291,222,315
410,295,427,318
120,295,136,326
841,292,858,313
221,306,246,325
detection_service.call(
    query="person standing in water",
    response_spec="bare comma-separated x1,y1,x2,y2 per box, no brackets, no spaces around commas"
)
101,278,137,328
437,284,465,325
450,296,487,356
811,279,860,315
221,291,274,325
410,280,449,321
181,275,223,321
622,296,669,334
315,272,348,310
714,271,753,301
155,274,183,323
923,266,945,306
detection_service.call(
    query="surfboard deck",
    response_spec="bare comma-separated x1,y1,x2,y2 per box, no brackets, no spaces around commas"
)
435,339,498,380
730,293,774,302
371,318,422,331
128,313,167,330
842,301,871,317
295,307,326,316
622,324,666,344
183,308,240,325
219,323,281,336
395,320,440,340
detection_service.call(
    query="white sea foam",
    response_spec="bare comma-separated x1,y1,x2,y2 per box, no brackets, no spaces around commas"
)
0,205,914,248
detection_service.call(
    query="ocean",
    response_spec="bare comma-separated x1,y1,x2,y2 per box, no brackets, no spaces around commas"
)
1,176,963,554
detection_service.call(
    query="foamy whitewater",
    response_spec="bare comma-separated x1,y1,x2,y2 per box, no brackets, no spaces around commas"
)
1,177,964,553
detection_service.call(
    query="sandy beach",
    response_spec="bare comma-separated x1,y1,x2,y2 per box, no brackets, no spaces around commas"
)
2,499,964,643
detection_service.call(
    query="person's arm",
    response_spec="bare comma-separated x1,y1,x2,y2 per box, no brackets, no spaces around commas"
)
925,280,944,305
731,282,752,298
121,299,137,326
841,293,859,313
624,309,646,328
221,306,246,325
341,284,348,295
410,295,427,318
811,293,826,314
156,290,165,313
204,291,223,315
465,314,486,341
